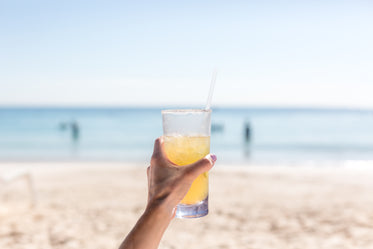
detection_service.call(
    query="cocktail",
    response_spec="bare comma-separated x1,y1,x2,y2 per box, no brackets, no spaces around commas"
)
162,109,211,218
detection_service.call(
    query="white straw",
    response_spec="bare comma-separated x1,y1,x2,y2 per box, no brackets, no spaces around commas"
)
205,69,217,110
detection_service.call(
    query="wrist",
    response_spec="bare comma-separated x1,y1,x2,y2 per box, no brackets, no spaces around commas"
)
145,199,175,223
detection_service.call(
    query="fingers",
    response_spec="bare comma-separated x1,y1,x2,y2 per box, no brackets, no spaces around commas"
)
183,154,217,180
151,137,168,164
152,137,163,158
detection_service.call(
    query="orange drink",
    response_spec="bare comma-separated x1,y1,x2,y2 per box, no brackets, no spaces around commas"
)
162,109,211,218
163,135,210,205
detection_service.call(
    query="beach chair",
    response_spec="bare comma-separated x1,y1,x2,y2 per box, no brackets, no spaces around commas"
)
0,169,37,207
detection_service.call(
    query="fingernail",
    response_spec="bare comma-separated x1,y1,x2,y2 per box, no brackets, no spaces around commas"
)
210,154,217,163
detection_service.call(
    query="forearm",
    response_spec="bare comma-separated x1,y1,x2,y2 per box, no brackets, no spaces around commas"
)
119,202,173,249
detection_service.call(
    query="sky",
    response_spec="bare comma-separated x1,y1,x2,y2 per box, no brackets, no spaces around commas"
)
1,0,373,108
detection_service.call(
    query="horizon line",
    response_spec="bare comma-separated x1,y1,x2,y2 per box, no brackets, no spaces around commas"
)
0,104,372,112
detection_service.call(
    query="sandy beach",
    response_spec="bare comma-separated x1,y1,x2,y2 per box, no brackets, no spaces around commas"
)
1,162,373,249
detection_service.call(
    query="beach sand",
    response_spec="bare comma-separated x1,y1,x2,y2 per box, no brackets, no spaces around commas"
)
1,162,373,249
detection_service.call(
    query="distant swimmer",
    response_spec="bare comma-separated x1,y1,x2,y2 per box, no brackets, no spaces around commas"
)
58,120,80,144
211,123,224,133
244,122,251,144
71,121,80,141
243,122,252,158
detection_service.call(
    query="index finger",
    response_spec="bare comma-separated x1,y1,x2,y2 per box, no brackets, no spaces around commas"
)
151,137,168,164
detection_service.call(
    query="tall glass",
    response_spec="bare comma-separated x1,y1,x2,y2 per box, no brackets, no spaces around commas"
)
162,109,211,218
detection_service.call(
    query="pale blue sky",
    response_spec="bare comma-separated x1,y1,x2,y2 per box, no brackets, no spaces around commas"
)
1,0,373,108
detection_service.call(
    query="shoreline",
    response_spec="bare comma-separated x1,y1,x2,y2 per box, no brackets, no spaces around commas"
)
1,160,373,170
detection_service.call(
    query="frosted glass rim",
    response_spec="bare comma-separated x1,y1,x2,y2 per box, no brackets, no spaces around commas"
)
162,109,212,114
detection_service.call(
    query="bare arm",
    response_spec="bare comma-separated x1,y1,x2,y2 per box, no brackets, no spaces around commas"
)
119,201,172,249
119,137,216,249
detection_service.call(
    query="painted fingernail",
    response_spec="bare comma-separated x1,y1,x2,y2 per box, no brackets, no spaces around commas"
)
210,154,217,163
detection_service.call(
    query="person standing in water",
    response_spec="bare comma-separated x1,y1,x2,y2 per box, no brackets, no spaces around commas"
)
243,121,252,158
71,121,79,141
244,122,251,144
58,120,80,142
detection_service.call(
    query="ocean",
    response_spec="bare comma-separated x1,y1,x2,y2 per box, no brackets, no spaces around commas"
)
1,107,373,165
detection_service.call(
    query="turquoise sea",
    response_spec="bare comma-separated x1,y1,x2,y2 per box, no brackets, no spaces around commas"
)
1,107,373,164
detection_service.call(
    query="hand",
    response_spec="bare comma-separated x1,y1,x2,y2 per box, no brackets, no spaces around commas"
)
119,137,216,249
146,137,217,218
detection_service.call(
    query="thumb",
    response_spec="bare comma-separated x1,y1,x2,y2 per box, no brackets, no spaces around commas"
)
183,154,217,180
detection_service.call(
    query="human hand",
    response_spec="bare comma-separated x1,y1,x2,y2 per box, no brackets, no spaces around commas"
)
119,137,216,249
146,137,217,219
